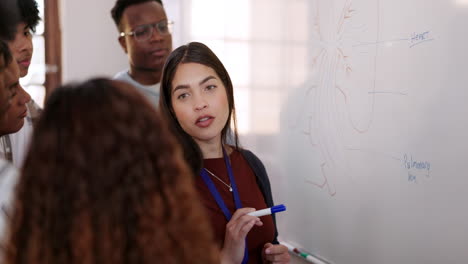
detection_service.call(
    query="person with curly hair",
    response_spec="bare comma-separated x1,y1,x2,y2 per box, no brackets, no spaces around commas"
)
159,42,290,264
1,78,219,264
1,0,42,168
8,0,40,77
0,0,19,42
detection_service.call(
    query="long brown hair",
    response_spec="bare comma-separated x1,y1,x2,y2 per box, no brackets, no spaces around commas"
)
2,78,219,264
159,42,240,174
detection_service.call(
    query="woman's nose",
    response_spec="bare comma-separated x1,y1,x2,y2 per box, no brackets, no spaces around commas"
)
194,95,208,111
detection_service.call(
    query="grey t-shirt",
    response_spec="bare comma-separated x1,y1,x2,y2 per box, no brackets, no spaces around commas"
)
114,70,160,107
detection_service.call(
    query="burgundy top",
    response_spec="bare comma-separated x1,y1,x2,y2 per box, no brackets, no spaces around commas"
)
196,149,275,264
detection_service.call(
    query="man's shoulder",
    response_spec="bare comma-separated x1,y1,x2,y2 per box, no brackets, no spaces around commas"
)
112,70,160,105
113,69,130,81
113,70,145,90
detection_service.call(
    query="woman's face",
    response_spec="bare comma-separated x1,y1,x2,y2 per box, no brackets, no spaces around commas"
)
171,62,229,146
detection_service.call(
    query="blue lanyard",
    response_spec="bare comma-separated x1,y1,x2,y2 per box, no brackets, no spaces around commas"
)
200,147,248,264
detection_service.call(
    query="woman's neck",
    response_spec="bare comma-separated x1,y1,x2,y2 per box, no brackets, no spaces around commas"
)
197,139,224,159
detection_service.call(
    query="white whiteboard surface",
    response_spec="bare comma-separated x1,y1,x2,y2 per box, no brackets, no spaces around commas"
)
237,0,468,263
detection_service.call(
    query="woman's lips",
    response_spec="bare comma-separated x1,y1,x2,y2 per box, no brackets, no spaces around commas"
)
196,116,214,128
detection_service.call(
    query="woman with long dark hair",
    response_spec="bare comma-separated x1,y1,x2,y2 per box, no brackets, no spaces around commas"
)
159,42,290,264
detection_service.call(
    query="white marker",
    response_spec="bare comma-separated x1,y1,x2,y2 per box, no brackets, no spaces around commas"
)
280,241,330,264
248,204,286,217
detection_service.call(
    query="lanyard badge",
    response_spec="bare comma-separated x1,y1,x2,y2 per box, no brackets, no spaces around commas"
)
200,147,249,264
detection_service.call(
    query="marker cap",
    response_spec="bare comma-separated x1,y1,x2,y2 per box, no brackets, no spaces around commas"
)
271,204,286,214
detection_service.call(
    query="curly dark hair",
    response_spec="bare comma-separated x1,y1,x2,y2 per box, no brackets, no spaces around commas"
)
17,0,40,32
0,41,13,65
2,78,219,264
0,0,19,40
111,0,163,29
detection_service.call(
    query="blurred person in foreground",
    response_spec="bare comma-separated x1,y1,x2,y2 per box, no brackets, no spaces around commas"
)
2,78,219,264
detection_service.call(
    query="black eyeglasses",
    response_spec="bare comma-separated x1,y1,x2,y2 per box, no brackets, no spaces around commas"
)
120,20,174,42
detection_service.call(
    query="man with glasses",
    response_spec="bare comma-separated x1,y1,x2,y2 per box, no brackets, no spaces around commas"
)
111,0,173,106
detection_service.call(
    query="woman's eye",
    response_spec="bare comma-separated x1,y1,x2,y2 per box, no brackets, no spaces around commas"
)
206,85,216,91
177,93,189,100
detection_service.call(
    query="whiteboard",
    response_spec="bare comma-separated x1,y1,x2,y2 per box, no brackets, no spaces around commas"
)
233,0,468,263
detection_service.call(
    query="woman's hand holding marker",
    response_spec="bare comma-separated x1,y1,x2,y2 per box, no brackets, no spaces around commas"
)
221,208,263,264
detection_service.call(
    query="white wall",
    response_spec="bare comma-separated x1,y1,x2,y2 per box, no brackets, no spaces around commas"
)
60,0,128,83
